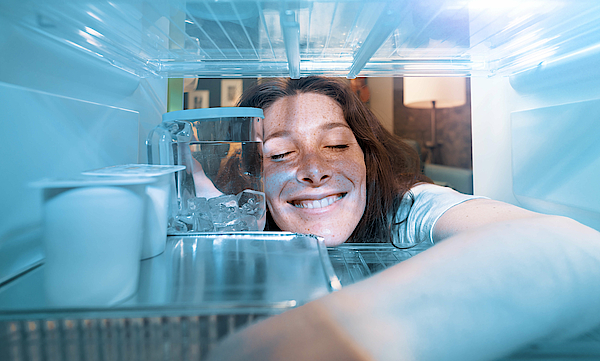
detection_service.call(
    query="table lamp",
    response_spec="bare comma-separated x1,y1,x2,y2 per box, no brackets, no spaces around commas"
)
403,77,466,163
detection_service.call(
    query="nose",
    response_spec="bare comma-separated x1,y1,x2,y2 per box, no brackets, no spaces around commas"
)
296,152,332,186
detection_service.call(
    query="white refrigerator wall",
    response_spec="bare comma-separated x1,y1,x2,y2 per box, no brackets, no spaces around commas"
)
471,50,600,232
0,19,167,250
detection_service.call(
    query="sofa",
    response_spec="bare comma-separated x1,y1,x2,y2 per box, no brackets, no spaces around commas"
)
402,139,474,195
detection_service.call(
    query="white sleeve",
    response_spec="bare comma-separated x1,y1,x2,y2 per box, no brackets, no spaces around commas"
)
394,183,488,246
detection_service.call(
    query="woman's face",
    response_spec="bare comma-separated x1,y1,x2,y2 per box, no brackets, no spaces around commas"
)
262,93,367,246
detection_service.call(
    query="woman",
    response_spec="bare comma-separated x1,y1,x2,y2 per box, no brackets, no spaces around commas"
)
207,77,600,360
240,76,481,248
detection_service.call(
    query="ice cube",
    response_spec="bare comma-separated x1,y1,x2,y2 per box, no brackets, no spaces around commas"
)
213,218,246,232
208,194,239,223
193,214,214,232
176,214,195,231
240,215,258,231
174,213,214,232
182,197,215,231
187,197,208,214
168,218,189,233
213,215,259,232
237,189,265,218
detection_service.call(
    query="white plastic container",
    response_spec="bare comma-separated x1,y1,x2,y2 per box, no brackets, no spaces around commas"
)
32,177,152,307
82,164,185,259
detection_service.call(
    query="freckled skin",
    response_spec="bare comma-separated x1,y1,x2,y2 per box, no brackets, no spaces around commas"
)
263,93,367,246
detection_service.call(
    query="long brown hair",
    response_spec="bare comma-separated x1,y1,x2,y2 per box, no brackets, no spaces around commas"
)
238,76,430,243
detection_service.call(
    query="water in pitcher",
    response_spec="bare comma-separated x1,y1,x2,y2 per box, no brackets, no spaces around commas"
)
172,141,266,232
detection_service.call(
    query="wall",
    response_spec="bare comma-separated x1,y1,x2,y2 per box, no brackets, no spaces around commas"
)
393,78,473,169
187,79,258,109
366,78,394,134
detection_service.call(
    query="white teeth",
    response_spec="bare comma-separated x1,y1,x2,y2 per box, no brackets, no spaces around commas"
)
293,194,344,209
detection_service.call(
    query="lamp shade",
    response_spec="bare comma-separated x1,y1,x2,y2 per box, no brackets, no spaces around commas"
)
403,77,467,109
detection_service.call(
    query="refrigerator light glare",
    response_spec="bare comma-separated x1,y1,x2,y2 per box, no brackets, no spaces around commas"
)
84,26,103,38
86,11,102,22
503,30,541,51
467,0,549,10
545,42,600,67
511,47,558,70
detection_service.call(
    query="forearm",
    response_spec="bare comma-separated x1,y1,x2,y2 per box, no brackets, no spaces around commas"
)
206,216,600,361
321,215,600,360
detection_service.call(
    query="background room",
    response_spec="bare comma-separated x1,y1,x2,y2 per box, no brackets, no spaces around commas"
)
183,77,473,194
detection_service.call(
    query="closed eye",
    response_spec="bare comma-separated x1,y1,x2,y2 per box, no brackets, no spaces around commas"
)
270,151,293,160
326,144,349,150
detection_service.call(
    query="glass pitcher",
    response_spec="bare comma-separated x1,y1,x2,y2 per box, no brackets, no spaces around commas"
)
146,107,265,234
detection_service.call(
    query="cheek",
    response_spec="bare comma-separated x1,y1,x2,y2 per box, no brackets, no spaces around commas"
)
263,167,298,230
263,165,293,205
337,153,366,186
348,161,366,183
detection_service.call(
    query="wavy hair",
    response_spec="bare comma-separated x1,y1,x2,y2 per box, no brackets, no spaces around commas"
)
238,76,430,243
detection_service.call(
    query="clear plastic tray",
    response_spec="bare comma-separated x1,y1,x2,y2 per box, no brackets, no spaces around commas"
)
0,233,339,316
328,241,433,285
0,232,339,360
1,237,599,360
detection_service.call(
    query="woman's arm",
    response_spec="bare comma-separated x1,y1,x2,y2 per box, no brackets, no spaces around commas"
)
207,202,600,361
432,198,542,242
322,210,600,360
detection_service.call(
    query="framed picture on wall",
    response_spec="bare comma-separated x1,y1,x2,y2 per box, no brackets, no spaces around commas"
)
188,90,209,109
183,78,209,109
184,78,197,92
221,79,243,106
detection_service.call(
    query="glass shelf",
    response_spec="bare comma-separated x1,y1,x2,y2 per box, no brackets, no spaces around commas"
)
1,235,599,360
3,0,600,78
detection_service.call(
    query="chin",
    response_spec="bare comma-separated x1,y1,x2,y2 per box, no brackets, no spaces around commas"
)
321,236,347,247
305,227,352,247
269,200,364,247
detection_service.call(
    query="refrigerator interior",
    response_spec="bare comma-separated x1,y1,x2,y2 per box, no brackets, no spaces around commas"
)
2,0,600,359
1,0,600,287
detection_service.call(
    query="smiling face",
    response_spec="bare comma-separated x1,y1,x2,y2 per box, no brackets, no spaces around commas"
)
262,93,367,246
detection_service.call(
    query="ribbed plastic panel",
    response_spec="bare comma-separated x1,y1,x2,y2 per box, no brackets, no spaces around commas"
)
0,314,270,361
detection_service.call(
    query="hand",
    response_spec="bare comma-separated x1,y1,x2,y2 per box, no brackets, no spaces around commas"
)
205,300,373,361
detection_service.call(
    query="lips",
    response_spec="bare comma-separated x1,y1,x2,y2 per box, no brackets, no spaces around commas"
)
290,193,346,209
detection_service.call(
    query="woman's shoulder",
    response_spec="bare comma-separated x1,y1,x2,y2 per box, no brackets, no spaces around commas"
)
405,182,486,206
394,183,488,245
408,182,463,196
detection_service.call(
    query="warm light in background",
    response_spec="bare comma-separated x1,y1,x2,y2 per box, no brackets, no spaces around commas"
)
403,77,467,163
403,77,466,109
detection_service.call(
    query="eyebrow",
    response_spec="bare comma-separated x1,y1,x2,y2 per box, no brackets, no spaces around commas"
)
263,130,290,143
323,122,351,132
264,122,351,143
